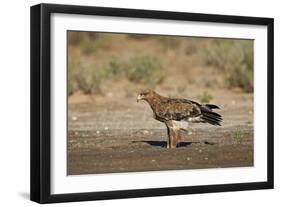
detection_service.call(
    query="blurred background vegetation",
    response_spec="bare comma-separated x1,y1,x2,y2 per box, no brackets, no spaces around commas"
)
68,32,253,99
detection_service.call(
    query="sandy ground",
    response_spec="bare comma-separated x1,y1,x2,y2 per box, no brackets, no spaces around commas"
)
67,90,253,175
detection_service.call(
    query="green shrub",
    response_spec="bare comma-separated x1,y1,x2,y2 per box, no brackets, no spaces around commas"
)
199,91,213,103
105,55,166,88
75,65,105,94
79,39,97,54
228,64,253,92
203,40,253,92
126,55,165,87
234,128,244,144
68,32,107,55
68,54,166,96
105,58,127,78
68,61,105,95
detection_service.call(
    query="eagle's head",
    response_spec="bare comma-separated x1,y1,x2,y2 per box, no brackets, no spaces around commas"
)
137,89,156,102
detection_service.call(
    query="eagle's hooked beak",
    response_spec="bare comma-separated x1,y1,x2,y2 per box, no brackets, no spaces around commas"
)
137,94,144,102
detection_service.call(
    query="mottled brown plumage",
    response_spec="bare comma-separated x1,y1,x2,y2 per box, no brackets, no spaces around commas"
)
137,89,222,148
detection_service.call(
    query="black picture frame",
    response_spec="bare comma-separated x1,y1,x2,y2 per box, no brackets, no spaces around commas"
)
30,3,274,204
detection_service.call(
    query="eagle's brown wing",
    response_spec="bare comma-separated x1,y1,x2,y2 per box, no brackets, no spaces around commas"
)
154,98,201,121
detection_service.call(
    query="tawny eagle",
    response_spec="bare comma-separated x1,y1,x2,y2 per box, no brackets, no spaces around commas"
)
137,90,222,148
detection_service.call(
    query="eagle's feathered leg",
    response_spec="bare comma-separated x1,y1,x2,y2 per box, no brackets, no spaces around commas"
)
165,121,181,149
171,128,180,148
166,125,172,148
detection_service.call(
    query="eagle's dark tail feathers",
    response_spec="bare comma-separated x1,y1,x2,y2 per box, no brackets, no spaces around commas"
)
205,104,220,109
200,104,222,126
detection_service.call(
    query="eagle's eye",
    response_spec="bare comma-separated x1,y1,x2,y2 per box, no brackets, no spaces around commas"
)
141,91,150,96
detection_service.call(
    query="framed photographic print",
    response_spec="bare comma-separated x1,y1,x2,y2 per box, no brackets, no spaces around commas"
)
30,3,274,203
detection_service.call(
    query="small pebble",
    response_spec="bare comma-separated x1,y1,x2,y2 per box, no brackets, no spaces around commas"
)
71,116,77,121
143,130,149,134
